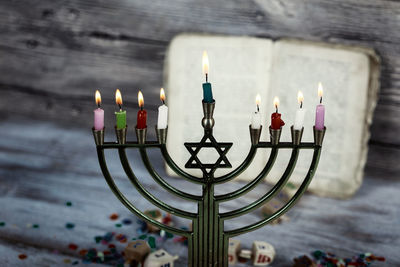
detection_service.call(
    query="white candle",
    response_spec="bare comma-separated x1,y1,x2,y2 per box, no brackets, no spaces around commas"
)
251,94,262,129
157,88,168,129
294,91,306,130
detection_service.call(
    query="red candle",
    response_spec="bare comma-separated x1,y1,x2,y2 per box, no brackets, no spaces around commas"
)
137,91,147,129
271,97,285,130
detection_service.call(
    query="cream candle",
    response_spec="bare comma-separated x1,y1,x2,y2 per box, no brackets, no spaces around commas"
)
251,94,261,129
315,83,325,130
93,90,104,131
157,88,168,129
294,91,306,130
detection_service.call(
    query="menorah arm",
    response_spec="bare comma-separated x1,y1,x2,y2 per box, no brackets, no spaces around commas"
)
213,146,258,184
96,148,192,237
220,148,300,220
139,148,202,202
215,148,278,202
160,145,204,184
118,148,197,219
225,147,321,237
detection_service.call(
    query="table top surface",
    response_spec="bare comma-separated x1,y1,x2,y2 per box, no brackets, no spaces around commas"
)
0,119,398,266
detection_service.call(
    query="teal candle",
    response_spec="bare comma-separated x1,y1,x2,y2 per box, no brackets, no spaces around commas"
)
203,82,213,103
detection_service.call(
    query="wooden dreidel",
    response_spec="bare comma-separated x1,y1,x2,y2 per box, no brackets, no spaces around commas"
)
228,239,241,265
261,199,289,225
143,249,179,267
124,240,151,266
144,209,163,232
252,241,275,266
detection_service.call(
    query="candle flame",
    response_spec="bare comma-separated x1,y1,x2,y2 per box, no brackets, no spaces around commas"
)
138,90,144,107
202,50,209,75
318,82,323,98
256,94,261,106
297,91,304,104
273,96,279,109
95,90,101,106
115,89,122,106
160,88,165,102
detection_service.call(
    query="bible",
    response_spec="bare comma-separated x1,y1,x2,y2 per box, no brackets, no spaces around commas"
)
164,34,380,198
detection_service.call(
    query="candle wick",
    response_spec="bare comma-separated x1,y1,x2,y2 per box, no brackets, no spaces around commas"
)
162,100,165,105
300,101,303,109
275,106,278,113
118,104,122,111
141,106,143,111
257,105,259,112
320,97,322,104
97,103,101,108
205,73,208,83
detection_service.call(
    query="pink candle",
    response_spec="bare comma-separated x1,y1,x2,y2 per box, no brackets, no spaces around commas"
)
94,90,104,130
315,83,325,130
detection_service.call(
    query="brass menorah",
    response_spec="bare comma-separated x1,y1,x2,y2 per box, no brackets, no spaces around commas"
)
92,100,326,267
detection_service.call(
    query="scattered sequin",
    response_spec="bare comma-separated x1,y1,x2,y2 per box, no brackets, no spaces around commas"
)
66,201,72,206
115,223,122,228
18,254,27,260
109,213,119,220
122,218,132,225
68,243,78,250
65,223,75,229
33,224,39,229
0,222,5,227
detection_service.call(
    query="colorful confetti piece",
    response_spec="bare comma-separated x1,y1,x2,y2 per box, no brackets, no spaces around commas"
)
122,218,132,225
65,201,72,206
68,243,78,250
109,213,119,220
0,222,5,227
32,224,39,229
18,254,27,260
115,223,122,228
65,223,75,229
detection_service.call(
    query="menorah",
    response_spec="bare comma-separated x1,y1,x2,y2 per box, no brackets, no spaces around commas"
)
93,100,326,267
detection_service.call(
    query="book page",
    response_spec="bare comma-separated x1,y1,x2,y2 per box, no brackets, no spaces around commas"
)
165,34,273,179
266,39,372,198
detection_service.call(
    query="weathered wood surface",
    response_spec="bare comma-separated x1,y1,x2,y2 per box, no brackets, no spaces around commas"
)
0,0,400,150
0,120,399,266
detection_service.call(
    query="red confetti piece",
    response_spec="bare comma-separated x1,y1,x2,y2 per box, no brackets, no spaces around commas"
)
18,254,27,260
108,244,116,249
68,243,78,250
103,250,111,255
109,213,119,220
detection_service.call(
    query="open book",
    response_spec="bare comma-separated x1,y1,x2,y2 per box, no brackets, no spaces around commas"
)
164,34,380,199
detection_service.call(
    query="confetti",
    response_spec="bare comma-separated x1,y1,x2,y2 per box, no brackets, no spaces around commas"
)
122,218,132,225
116,234,127,243
68,243,78,250
65,223,75,229
79,249,88,256
115,223,122,228
72,260,79,265
18,254,27,260
63,259,71,264
65,201,72,206
109,213,119,220
148,236,156,249
0,222,5,227
33,224,39,229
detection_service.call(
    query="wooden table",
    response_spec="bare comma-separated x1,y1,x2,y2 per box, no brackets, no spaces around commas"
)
0,119,398,266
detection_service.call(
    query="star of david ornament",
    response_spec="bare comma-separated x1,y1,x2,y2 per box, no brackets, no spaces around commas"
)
184,132,233,176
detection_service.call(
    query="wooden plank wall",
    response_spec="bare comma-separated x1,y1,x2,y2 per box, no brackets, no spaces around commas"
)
1,0,399,173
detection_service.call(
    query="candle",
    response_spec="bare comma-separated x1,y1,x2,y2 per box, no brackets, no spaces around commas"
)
315,82,325,130
202,51,214,103
137,91,147,129
157,88,168,129
251,94,261,129
293,91,306,130
271,97,285,130
93,90,104,131
115,89,126,130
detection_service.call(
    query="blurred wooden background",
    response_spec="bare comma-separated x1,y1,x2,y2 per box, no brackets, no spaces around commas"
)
1,0,399,173
0,0,400,266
